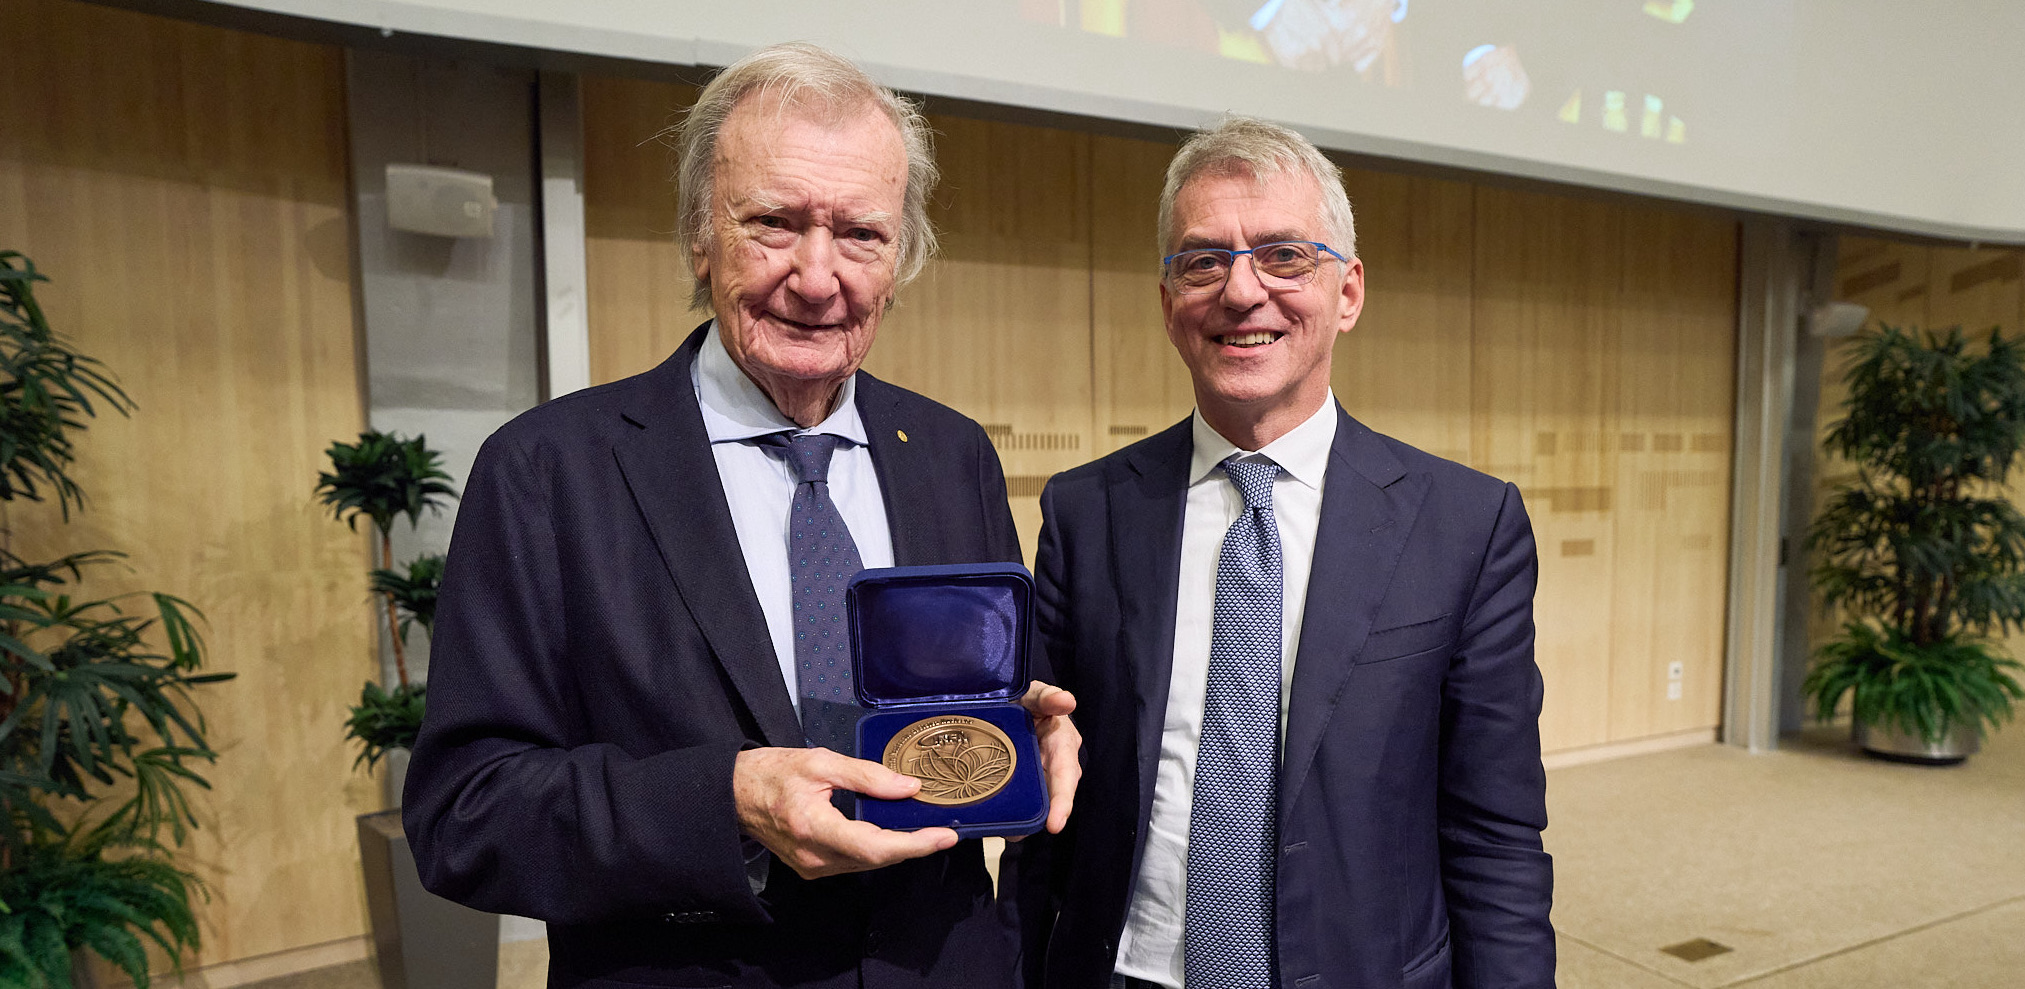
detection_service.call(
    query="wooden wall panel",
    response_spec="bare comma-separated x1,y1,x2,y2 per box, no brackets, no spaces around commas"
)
1471,189,1626,751
1608,209,1736,740
0,0,375,968
1333,169,1476,464
1090,134,1194,457
582,75,700,385
581,77,1742,753
1925,246,2023,333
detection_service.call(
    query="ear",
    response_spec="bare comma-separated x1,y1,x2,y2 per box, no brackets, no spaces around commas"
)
690,234,712,285
1335,257,1366,336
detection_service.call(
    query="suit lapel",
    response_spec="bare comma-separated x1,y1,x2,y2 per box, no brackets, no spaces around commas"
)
1280,407,1426,814
1115,421,1193,827
856,375,934,566
611,325,804,748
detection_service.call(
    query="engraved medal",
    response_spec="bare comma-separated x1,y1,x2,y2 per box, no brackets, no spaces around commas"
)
881,714,1017,806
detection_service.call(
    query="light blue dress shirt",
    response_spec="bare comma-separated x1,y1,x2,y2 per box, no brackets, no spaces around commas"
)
691,323,896,716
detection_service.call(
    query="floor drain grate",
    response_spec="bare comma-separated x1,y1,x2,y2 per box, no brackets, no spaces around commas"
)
1660,938,1733,962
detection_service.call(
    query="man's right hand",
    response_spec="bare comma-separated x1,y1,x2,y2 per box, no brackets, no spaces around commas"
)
732,746,959,880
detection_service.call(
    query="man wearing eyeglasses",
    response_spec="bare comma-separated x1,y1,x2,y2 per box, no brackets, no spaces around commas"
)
1017,116,1554,988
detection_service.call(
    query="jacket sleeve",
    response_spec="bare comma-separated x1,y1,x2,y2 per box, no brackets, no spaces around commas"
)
1001,476,1078,988
1439,482,1556,988
401,429,766,927
969,419,1025,567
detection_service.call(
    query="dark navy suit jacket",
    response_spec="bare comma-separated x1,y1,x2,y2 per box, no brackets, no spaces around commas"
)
1021,407,1554,989
404,326,1025,989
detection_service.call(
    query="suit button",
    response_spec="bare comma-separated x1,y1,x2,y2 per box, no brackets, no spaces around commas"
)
864,931,882,953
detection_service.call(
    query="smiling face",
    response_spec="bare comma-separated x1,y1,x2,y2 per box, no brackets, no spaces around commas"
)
1161,166,1364,448
691,96,909,425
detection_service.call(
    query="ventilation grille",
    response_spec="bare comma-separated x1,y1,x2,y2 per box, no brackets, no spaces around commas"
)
982,424,1081,451
1006,475,1051,498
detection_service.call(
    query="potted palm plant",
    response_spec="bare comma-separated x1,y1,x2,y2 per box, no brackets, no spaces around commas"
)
0,251,233,987
1806,324,2025,763
315,431,453,787
315,433,495,989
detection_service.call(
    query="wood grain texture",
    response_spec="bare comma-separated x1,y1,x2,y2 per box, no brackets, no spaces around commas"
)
1471,187,1626,751
1608,207,1736,741
579,80,1741,752
0,0,377,968
1333,168,1476,464
582,74,700,386
1090,133,1195,457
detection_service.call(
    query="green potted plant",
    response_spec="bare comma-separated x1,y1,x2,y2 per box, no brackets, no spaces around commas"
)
0,251,234,987
316,433,495,989
1806,324,2025,763
314,432,453,781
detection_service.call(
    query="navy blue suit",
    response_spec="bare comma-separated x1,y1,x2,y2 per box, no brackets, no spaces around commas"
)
404,326,1024,989
1022,407,1554,989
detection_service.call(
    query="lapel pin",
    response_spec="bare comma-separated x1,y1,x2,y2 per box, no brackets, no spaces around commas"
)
897,429,909,443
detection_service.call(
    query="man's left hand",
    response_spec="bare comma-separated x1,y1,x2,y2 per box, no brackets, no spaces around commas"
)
1017,679,1081,835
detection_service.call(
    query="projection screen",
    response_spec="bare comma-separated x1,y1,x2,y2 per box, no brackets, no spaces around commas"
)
190,0,2025,243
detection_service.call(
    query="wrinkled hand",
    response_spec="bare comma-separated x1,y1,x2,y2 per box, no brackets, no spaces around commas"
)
733,746,958,879
1016,680,1081,836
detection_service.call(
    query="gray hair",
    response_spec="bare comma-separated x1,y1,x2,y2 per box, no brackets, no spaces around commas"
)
672,42,939,311
1157,115,1357,259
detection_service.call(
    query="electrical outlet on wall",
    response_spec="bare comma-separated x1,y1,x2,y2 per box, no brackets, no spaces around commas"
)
1667,661,1685,681
1667,681,1683,700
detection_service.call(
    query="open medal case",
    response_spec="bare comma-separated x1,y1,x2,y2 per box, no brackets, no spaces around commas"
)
847,562,1047,838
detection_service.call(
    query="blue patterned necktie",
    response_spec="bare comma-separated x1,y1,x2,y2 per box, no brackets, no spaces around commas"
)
757,432,864,753
1185,455,1284,989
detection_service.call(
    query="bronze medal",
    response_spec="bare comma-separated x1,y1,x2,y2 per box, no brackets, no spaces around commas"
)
881,714,1018,806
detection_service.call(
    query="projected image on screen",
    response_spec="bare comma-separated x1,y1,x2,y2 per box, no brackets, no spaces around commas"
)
1022,0,1410,81
1020,0,1759,154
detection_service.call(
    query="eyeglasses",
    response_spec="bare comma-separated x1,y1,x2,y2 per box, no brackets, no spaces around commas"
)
1161,241,1347,294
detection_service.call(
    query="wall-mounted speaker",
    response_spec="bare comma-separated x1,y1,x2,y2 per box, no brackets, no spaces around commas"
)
1806,300,1870,338
385,163,498,238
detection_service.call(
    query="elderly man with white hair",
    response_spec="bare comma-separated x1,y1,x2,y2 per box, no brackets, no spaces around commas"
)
1022,116,1555,989
405,42,1078,989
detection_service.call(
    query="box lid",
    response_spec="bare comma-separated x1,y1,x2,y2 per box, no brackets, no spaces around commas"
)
847,563,1032,708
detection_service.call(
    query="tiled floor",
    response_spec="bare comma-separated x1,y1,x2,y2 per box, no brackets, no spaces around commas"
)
1552,723,2025,988
241,722,2025,988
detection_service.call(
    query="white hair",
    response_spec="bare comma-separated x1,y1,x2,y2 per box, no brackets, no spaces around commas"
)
671,42,939,311
1158,115,1357,259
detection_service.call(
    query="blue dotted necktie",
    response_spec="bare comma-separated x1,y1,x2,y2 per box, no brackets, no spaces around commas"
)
757,432,864,754
1185,455,1284,989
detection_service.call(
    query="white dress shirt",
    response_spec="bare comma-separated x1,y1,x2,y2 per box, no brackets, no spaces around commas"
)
1113,392,1340,988
691,323,895,715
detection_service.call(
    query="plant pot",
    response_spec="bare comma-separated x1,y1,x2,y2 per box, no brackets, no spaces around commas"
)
385,746,411,809
1852,717,1981,764
70,949,110,989
358,809,499,989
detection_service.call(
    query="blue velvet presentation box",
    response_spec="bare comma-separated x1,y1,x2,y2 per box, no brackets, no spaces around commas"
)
847,562,1047,839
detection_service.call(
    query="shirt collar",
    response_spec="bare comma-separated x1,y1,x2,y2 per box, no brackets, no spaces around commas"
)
694,321,868,446
1188,389,1339,490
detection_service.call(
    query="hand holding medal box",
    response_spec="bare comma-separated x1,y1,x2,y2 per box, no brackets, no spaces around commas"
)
847,563,1048,837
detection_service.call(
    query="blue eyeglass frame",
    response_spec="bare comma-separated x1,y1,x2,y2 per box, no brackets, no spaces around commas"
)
1161,240,1348,282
